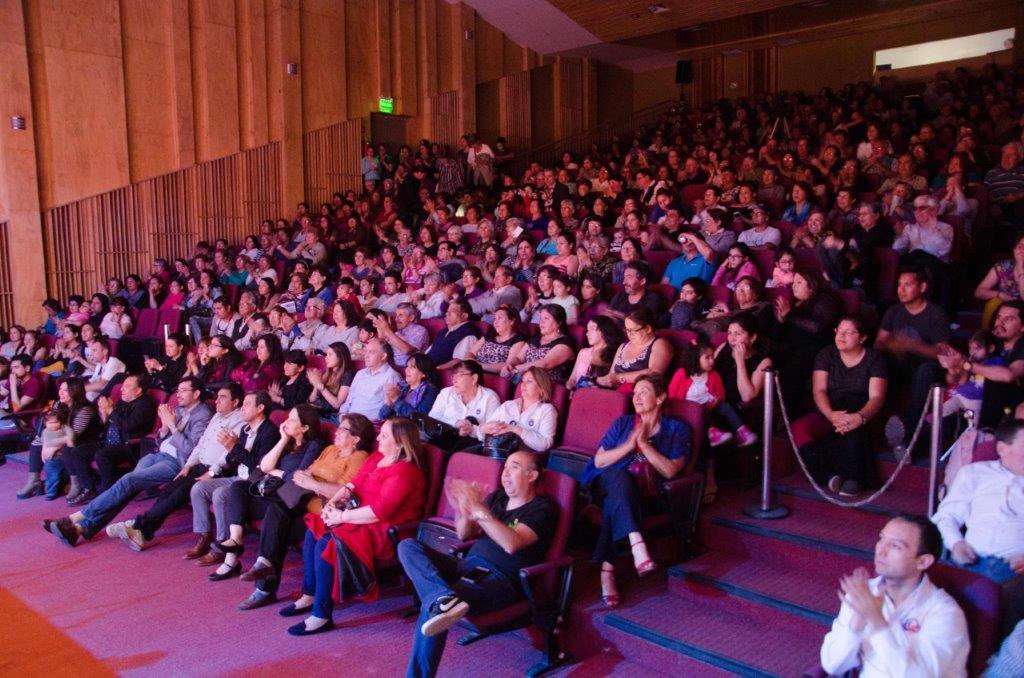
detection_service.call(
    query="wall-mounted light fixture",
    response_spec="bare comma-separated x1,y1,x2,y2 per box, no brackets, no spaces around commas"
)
10,116,26,130
286,63,299,75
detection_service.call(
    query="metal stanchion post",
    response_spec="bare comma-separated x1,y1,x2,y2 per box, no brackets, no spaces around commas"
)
927,385,943,517
744,368,789,519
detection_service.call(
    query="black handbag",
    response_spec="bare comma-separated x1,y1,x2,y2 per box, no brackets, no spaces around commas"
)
411,411,459,446
248,471,285,498
479,432,521,459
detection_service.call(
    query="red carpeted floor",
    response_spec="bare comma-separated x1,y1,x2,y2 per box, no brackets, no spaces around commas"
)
0,458,680,677
0,439,940,677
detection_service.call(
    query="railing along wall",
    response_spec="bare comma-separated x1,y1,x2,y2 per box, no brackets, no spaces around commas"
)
303,119,364,205
507,99,678,177
0,222,15,327
43,142,281,302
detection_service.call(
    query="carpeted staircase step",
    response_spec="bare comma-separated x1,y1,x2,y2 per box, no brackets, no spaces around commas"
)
772,472,928,518
2,451,28,465
605,580,826,678
668,551,842,625
711,493,888,560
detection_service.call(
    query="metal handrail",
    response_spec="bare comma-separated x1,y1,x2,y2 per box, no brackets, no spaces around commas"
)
504,99,679,177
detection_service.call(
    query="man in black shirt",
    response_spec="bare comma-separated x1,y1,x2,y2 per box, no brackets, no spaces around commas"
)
609,261,666,322
875,268,949,451
399,451,557,678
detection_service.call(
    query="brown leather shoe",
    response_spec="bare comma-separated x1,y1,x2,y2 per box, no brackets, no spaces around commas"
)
184,533,213,560
196,550,225,567
240,563,276,582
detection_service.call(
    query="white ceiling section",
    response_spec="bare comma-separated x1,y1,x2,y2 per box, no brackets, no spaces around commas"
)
453,0,600,55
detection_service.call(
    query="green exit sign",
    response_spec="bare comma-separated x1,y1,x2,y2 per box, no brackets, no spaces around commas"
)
378,97,394,114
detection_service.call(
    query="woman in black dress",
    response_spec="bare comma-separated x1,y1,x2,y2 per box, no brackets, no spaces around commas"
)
802,315,888,497
771,266,842,415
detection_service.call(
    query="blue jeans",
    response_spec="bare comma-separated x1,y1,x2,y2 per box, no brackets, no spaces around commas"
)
958,555,1017,584
299,531,340,618
398,538,522,678
78,452,181,537
43,456,66,497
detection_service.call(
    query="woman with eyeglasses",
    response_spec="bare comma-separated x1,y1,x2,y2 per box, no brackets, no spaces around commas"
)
596,308,673,391
800,315,887,498
235,412,375,610
284,417,425,635
428,359,502,447
711,243,760,290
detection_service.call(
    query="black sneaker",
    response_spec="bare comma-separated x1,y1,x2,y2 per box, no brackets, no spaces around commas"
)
420,595,469,637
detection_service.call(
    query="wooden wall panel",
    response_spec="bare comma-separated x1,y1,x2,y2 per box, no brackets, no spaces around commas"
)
476,80,501,147
41,142,281,302
429,90,462,148
302,119,364,206
556,59,584,140
500,70,532,151
0,222,16,327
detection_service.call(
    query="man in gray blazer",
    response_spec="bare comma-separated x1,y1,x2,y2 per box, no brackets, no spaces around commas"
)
46,376,214,547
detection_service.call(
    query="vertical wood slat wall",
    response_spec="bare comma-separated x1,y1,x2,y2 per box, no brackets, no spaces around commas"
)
500,70,532,151
0,222,15,327
302,119,364,207
41,142,281,303
429,90,462,148
557,59,584,140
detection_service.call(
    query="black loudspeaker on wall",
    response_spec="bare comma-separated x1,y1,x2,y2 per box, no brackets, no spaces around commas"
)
675,59,693,84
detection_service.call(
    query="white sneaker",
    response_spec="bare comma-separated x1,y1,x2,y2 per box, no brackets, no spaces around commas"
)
420,595,469,637
108,520,148,552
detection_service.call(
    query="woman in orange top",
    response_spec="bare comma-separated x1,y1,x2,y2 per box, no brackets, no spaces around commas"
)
284,416,426,635
235,413,375,609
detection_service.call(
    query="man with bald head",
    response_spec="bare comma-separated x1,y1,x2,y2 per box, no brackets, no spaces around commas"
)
399,451,558,677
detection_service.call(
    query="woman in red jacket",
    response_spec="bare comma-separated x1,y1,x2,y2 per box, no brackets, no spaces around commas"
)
282,416,426,635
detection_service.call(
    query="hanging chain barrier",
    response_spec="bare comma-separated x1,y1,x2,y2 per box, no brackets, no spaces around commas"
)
771,373,939,510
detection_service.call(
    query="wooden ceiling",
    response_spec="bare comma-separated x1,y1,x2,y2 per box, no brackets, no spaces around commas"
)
609,0,1016,59
545,0,809,43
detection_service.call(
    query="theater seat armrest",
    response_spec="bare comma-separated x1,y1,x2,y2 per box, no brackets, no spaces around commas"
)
387,520,422,546
447,540,477,556
518,555,574,581
661,472,703,494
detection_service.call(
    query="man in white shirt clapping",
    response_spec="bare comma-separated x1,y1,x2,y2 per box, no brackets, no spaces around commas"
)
821,515,969,677
933,418,1024,635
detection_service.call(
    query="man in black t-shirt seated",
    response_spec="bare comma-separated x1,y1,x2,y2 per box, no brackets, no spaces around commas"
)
874,267,950,452
398,451,557,678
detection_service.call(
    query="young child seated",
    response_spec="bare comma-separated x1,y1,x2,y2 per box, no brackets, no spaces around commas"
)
668,340,757,448
668,277,710,331
765,246,795,289
942,329,1002,420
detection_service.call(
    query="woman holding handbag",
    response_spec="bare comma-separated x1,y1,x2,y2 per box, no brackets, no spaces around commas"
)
580,374,693,608
209,404,326,582
234,413,374,611
282,416,425,635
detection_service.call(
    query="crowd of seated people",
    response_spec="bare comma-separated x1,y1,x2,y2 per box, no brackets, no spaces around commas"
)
0,61,1023,676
